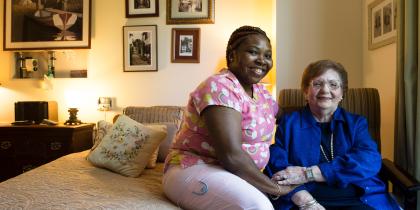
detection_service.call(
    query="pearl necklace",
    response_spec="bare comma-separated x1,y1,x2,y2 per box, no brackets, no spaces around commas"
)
320,133,334,162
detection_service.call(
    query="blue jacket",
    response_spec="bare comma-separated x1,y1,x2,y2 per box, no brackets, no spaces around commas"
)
264,106,399,210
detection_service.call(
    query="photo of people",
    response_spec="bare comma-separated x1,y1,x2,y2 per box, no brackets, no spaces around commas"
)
134,0,150,9
374,10,382,38
128,31,151,66
179,35,193,56
383,3,392,34
178,0,202,12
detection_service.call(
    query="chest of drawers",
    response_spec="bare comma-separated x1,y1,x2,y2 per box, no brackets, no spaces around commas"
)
0,124,94,182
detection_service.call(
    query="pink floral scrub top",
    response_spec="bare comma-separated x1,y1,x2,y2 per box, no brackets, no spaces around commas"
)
165,70,278,171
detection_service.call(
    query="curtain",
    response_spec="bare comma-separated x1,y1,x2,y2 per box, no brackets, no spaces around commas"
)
395,0,420,208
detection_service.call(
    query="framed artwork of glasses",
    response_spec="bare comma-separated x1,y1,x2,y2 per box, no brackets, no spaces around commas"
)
123,25,158,72
166,0,214,24
171,28,200,63
3,0,91,50
125,0,159,18
368,0,397,50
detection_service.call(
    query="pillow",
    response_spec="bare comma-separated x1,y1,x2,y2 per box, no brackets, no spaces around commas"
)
87,115,167,177
91,117,161,169
157,122,178,162
91,120,113,151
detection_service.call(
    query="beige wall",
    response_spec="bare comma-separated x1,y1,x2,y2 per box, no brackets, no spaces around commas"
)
276,0,363,92
275,0,396,160
362,0,396,161
0,0,275,123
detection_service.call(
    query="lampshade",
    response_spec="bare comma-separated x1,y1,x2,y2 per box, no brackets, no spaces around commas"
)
98,97,112,111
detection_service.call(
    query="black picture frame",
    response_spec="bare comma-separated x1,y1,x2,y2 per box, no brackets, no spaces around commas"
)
125,0,159,18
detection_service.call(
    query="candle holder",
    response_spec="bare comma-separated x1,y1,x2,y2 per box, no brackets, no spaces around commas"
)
64,108,82,125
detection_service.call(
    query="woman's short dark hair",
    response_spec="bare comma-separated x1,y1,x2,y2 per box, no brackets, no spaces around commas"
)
301,59,348,93
226,26,270,67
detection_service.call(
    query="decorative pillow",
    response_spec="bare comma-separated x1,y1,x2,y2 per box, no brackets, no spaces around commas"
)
91,120,113,151
156,122,178,162
87,115,167,177
90,118,162,169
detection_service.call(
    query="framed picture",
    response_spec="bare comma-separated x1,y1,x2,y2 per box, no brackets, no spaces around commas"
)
368,0,397,50
125,0,159,18
167,0,214,24
171,28,200,63
123,25,158,72
3,0,91,50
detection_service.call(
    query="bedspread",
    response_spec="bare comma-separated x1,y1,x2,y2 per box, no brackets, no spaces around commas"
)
0,150,180,210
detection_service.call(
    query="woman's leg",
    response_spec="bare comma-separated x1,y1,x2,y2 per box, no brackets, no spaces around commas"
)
163,164,274,210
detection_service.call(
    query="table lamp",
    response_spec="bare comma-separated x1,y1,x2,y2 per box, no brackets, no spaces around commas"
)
98,97,112,121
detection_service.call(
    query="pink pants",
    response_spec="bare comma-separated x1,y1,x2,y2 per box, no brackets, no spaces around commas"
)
162,164,274,210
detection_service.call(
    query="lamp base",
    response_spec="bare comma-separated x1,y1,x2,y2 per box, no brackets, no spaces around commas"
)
64,108,82,125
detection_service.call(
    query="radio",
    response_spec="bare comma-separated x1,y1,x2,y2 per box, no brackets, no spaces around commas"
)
14,101,58,124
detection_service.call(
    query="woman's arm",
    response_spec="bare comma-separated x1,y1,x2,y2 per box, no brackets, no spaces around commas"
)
202,106,294,196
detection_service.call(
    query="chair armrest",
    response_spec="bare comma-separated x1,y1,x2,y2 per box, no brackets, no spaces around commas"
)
381,158,420,192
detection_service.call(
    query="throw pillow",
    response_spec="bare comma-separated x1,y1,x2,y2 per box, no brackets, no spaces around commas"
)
87,115,167,177
90,118,162,169
91,120,113,151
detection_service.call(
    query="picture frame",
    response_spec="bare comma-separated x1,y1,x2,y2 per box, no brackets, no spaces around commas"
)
368,0,397,50
125,0,159,18
3,0,91,50
167,0,214,24
123,25,158,72
171,28,200,63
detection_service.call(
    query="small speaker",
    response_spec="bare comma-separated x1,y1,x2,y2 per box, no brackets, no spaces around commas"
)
15,101,58,124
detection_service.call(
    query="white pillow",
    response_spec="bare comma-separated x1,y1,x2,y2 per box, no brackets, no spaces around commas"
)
87,115,167,177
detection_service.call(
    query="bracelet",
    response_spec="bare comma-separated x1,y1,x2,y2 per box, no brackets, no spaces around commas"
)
297,199,318,209
269,184,282,200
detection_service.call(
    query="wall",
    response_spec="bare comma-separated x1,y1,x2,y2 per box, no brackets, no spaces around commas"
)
275,0,395,160
276,0,363,92
0,0,275,123
362,0,396,161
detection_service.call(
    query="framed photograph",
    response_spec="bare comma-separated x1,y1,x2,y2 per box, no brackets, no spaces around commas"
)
171,28,200,63
123,25,158,72
3,0,91,50
368,0,397,50
125,0,159,18
167,0,214,24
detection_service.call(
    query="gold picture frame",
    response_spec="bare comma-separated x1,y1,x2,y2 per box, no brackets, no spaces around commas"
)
368,0,397,50
166,0,214,24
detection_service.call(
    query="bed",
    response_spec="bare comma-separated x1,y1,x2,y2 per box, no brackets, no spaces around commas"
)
0,106,184,209
0,150,179,209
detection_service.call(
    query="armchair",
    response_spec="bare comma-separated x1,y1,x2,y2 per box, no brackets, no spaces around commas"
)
277,88,420,209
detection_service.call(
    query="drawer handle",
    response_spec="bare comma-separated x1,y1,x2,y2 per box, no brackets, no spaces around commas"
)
0,141,12,150
50,142,62,150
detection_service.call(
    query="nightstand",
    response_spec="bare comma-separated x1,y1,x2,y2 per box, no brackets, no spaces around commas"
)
0,123,94,182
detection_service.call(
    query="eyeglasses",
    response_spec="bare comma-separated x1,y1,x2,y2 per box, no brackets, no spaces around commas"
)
310,80,341,90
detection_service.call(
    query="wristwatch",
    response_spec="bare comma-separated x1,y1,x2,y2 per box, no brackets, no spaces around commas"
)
304,167,315,182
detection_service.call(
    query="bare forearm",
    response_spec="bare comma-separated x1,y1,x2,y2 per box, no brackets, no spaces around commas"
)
220,151,286,196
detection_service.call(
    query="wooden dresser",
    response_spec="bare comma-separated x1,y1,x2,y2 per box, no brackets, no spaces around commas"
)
0,123,94,182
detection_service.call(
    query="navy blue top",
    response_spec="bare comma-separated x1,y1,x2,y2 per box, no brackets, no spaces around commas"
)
264,106,399,210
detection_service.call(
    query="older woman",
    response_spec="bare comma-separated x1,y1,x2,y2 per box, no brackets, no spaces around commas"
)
162,26,294,210
265,60,399,210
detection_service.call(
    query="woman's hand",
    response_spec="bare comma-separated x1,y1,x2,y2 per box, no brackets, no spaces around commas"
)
291,190,325,210
272,166,308,185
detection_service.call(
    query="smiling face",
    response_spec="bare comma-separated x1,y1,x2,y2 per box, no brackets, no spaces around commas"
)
228,34,273,90
304,69,344,116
